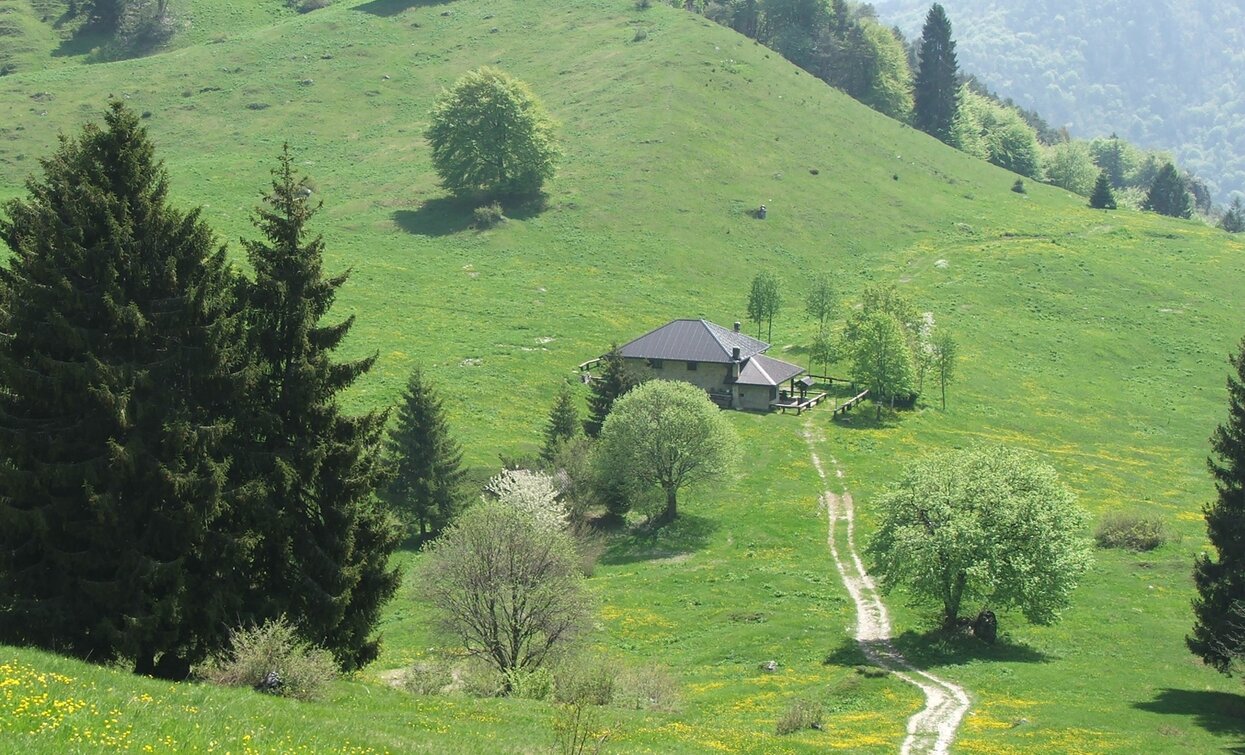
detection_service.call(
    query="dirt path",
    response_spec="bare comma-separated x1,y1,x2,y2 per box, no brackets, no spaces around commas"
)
804,427,970,755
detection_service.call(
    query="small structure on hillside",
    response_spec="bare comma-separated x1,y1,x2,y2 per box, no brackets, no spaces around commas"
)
594,319,809,411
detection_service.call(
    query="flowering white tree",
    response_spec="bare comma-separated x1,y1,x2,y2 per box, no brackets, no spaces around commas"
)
485,469,568,531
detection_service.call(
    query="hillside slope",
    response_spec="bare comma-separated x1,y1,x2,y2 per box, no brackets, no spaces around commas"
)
1,0,1244,752
874,0,1245,202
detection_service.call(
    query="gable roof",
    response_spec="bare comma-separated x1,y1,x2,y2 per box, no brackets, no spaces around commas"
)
618,319,768,364
736,353,806,387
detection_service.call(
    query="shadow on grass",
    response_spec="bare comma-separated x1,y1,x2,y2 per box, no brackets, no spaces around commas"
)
601,513,718,565
830,405,905,430
353,0,454,16
888,628,1051,666
1134,688,1245,747
393,194,547,237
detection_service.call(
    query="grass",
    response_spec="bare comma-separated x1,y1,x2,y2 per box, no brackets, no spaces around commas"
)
0,0,1243,751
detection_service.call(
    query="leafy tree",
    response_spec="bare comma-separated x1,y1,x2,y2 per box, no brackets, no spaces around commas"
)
857,21,914,122
485,469,567,532
747,270,783,341
1143,162,1193,219
239,146,400,670
868,445,1093,632
1089,170,1118,209
542,383,580,462
382,365,467,538
1190,337,1245,673
934,330,957,411
0,102,246,678
421,502,591,678
1220,196,1245,233
913,3,960,143
426,67,559,200
595,380,740,524
1090,135,1134,189
584,345,647,438
759,0,828,69
804,273,836,333
848,311,915,419
1045,140,1100,196
809,330,838,377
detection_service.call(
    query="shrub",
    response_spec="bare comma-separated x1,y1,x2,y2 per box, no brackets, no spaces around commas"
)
402,659,453,695
200,617,338,701
555,655,616,706
632,28,648,42
1012,179,1026,194
1095,512,1167,551
615,665,679,712
553,700,609,755
776,698,824,735
506,666,555,700
473,202,505,229
454,656,505,697
635,0,652,8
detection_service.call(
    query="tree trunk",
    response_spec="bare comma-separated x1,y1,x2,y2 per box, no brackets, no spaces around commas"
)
941,379,947,411
657,486,678,525
942,571,967,630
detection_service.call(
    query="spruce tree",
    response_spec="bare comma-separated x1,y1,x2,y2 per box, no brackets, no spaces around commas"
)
0,102,247,677
913,3,960,144
1190,337,1245,673
239,146,400,670
542,383,580,463
584,345,645,438
1143,162,1193,219
382,366,466,538
1220,197,1245,233
1089,171,1117,210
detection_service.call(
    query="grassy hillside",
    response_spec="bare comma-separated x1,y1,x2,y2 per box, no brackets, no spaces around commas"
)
1,0,1244,752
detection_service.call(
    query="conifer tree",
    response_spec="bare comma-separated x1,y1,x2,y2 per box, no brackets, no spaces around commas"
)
542,383,580,463
239,146,400,670
0,102,247,678
382,366,466,538
584,346,646,438
1190,337,1245,673
1220,196,1245,233
913,3,960,144
1143,162,1193,219
1089,170,1117,210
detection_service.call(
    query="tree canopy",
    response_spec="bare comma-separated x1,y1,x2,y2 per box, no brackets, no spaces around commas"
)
913,3,959,143
426,67,560,200
595,380,740,524
868,445,1093,631
746,270,783,341
1143,162,1194,219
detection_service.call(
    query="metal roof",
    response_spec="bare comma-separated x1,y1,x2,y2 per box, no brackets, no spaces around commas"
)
736,354,806,387
618,319,769,364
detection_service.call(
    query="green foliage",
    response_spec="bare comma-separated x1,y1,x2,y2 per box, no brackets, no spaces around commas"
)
472,201,505,229
584,346,646,438
1220,196,1245,233
543,383,581,463
420,502,591,677
426,67,559,200
237,146,400,670
0,102,246,677
1143,162,1194,219
953,86,1040,178
855,21,914,121
1044,140,1100,196
868,445,1093,629
848,311,915,417
913,3,959,143
1094,512,1167,552
775,698,824,735
1190,337,1245,673
595,380,740,523
933,330,957,411
1089,170,1118,210
746,270,782,341
382,365,467,538
200,617,338,702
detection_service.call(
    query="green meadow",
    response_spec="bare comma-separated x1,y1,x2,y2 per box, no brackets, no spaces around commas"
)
1,0,1244,751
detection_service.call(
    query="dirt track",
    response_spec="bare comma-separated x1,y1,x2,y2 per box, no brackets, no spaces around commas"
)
805,427,970,755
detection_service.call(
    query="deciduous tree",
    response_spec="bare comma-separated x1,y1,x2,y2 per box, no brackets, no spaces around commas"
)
747,270,783,341
848,311,915,419
595,380,740,524
868,445,1093,633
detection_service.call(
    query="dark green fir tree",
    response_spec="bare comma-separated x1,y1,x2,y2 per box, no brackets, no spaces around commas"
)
1220,197,1245,233
584,345,646,438
0,101,247,678
382,365,466,538
1143,162,1193,219
1190,337,1245,673
1089,170,1117,210
913,3,959,144
542,382,580,463
239,146,400,670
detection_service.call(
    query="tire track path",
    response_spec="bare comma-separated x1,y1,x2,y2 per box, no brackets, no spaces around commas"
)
804,426,970,755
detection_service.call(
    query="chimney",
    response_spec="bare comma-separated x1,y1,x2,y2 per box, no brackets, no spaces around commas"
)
733,321,741,333
732,347,741,361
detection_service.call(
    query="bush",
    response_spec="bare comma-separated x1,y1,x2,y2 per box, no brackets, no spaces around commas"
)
454,656,505,698
615,665,679,712
473,202,505,229
402,659,453,695
1012,179,1026,194
506,666,555,700
635,0,652,8
1095,512,1167,551
200,617,338,701
555,655,616,706
776,698,824,735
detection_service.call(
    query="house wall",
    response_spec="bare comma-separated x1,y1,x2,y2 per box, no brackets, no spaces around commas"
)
628,357,734,396
735,385,778,411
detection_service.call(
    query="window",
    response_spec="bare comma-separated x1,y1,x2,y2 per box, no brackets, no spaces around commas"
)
686,361,698,371
650,359,663,369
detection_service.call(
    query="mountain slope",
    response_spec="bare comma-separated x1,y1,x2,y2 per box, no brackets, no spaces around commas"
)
0,0,1244,752
874,0,1245,202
